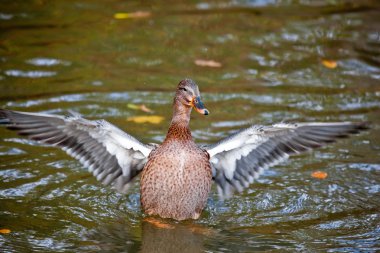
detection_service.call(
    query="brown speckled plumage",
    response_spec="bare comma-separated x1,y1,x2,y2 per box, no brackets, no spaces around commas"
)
141,79,212,220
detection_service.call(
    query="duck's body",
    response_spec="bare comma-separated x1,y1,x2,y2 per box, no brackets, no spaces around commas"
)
0,79,368,220
141,137,211,220
141,81,212,220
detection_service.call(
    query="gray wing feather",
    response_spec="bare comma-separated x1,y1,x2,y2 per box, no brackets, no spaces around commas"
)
205,122,368,198
0,109,154,193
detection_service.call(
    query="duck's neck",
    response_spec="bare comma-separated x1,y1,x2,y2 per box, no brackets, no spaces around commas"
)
164,98,193,142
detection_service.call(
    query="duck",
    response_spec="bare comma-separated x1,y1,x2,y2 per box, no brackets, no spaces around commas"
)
0,79,368,220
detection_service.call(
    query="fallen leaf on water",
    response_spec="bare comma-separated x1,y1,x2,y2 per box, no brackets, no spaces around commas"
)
0,228,11,234
194,59,222,68
321,59,337,69
140,105,153,113
188,225,215,236
127,115,164,124
127,103,153,113
311,171,328,179
127,103,139,110
144,217,175,229
114,11,151,19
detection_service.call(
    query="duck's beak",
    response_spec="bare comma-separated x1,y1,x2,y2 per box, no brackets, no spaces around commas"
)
192,96,209,115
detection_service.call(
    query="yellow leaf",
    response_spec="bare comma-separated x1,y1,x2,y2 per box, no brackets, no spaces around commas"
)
127,115,164,124
321,59,337,69
140,104,153,113
127,103,139,110
194,59,222,68
311,171,328,179
127,103,153,113
0,228,11,234
114,11,151,19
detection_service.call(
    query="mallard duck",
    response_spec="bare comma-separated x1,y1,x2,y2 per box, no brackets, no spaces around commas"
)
0,79,368,220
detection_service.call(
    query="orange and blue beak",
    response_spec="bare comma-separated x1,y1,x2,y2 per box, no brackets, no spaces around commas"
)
192,96,209,115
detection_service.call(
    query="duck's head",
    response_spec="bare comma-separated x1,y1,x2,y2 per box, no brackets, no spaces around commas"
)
176,79,209,115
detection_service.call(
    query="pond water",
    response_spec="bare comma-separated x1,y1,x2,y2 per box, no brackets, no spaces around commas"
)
1,0,380,252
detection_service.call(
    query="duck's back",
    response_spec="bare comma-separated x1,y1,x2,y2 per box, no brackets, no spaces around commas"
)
140,140,212,220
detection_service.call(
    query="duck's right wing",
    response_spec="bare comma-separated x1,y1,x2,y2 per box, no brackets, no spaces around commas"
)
0,109,155,193
204,122,368,198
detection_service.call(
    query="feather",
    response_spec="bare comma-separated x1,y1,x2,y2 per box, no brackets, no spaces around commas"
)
205,122,368,198
0,109,155,193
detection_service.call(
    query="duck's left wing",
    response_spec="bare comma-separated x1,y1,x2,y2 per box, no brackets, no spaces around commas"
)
204,122,368,198
0,109,154,193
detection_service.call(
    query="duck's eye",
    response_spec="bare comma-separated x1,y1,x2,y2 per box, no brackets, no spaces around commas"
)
179,87,187,92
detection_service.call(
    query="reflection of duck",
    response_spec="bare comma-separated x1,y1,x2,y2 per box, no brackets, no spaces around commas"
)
83,217,209,253
0,79,368,220
141,218,208,253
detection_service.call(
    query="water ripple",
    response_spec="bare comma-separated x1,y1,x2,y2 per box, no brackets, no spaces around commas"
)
4,70,57,78
26,58,71,67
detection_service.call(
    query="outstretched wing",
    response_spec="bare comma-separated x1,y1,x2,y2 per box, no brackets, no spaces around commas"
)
0,109,155,193
204,122,368,198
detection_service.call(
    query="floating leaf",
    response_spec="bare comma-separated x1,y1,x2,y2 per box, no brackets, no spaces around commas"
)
311,171,328,179
127,103,139,110
114,11,151,19
188,225,215,236
194,59,222,68
127,115,164,124
0,228,11,234
321,59,337,69
140,105,153,113
127,103,153,113
145,217,175,229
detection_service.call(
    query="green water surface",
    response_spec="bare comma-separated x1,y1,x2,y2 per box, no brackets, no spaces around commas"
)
0,0,379,252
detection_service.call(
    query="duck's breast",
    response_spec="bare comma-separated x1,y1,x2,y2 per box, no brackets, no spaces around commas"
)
140,141,212,220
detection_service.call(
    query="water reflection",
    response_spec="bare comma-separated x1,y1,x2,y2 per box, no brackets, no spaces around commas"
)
84,217,211,253
140,219,208,253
